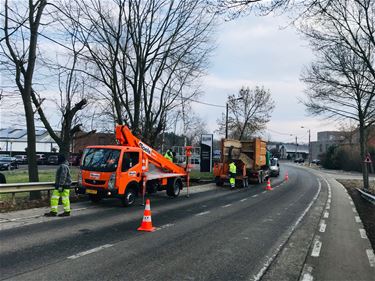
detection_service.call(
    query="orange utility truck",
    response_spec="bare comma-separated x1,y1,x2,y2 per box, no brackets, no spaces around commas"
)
213,138,269,187
76,125,192,206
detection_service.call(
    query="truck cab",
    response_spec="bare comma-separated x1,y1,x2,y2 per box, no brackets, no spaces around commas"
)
77,146,142,206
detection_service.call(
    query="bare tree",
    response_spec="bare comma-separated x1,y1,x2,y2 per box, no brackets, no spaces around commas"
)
300,0,375,190
217,86,275,140
1,0,47,196
59,0,215,145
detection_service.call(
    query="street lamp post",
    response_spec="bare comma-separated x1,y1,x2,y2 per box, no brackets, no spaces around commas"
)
301,126,311,166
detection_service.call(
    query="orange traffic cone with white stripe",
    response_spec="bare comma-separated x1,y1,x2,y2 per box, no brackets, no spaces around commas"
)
137,199,156,232
266,178,273,191
284,171,289,181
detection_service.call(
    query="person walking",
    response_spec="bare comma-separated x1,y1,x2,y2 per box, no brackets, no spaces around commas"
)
45,154,72,217
229,160,236,189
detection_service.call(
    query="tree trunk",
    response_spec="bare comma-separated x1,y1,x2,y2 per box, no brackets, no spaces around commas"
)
22,88,41,200
359,123,369,190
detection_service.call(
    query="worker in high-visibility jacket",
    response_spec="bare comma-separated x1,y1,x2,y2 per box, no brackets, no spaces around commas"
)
164,149,174,162
229,161,236,189
44,154,72,217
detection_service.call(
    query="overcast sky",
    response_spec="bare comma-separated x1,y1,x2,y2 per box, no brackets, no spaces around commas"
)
195,13,338,144
0,9,341,144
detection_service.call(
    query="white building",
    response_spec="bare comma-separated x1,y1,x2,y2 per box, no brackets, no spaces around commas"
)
0,128,59,154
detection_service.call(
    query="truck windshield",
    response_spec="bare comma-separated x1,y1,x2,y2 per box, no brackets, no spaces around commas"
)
81,148,120,172
270,159,278,166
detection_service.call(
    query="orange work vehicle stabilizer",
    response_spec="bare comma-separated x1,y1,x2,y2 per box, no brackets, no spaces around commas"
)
284,171,289,181
266,179,273,191
137,199,156,232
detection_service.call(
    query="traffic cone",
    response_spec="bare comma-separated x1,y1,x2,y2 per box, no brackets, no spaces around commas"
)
137,199,156,232
284,171,289,181
266,179,273,191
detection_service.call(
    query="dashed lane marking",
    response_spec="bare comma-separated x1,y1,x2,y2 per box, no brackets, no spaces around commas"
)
327,199,331,204
157,223,174,231
311,236,322,257
300,264,314,281
325,204,330,210
262,191,267,194
240,198,248,202
222,204,232,208
67,244,113,260
366,249,375,267
350,201,354,206
195,211,210,216
359,229,368,239
252,194,258,198
323,211,329,218
319,220,326,233
355,216,362,223
352,207,358,213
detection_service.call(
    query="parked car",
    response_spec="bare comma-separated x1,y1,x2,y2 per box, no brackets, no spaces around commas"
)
47,155,59,165
312,159,321,165
69,155,81,166
36,154,47,165
294,158,305,163
14,155,28,164
0,156,18,170
269,158,280,177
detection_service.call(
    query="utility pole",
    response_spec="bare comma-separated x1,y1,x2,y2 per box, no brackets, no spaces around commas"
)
295,136,298,160
225,103,229,139
308,129,311,166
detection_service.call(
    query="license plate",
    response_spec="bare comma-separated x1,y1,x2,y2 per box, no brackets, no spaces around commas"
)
86,189,97,195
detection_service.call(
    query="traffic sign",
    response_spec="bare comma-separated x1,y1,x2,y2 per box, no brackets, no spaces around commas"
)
364,154,372,163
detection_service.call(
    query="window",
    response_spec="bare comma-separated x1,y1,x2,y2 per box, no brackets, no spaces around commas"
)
122,152,139,172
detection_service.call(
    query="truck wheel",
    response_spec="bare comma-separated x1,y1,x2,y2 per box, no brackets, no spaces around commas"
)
215,176,224,186
89,194,102,203
122,187,137,207
167,178,181,197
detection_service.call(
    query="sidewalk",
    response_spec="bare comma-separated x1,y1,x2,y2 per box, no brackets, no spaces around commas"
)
301,173,375,280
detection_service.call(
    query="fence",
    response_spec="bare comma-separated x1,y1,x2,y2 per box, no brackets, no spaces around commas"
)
0,182,78,204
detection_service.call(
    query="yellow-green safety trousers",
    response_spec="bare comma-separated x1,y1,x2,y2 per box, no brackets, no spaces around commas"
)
229,162,236,188
50,189,70,213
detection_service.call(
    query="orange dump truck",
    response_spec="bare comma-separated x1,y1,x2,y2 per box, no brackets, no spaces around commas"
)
76,125,191,206
213,138,269,187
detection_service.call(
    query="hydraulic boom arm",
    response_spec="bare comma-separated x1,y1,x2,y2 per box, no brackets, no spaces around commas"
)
115,125,187,175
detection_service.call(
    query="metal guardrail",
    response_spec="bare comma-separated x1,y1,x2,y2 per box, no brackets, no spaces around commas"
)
0,181,78,204
357,188,375,205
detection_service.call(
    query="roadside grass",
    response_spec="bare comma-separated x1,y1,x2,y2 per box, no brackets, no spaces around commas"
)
0,167,80,202
190,171,213,180
1,167,79,184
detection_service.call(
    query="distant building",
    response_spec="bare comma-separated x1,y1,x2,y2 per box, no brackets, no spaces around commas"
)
279,144,309,160
71,131,116,153
310,127,375,160
0,128,59,155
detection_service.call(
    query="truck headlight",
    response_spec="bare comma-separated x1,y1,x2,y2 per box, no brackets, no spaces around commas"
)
108,173,116,190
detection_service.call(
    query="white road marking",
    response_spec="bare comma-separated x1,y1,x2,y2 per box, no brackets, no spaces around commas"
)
67,244,113,260
359,229,368,239
366,249,375,267
323,211,329,218
349,201,354,206
355,216,362,223
327,199,331,204
300,265,314,281
195,211,210,216
240,198,248,202
352,207,358,213
157,223,174,230
251,179,322,281
252,194,258,198
319,220,326,233
262,191,267,194
311,236,322,257
325,204,330,210
222,204,232,208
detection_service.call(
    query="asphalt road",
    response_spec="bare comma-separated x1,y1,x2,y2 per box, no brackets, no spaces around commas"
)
0,165,320,281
